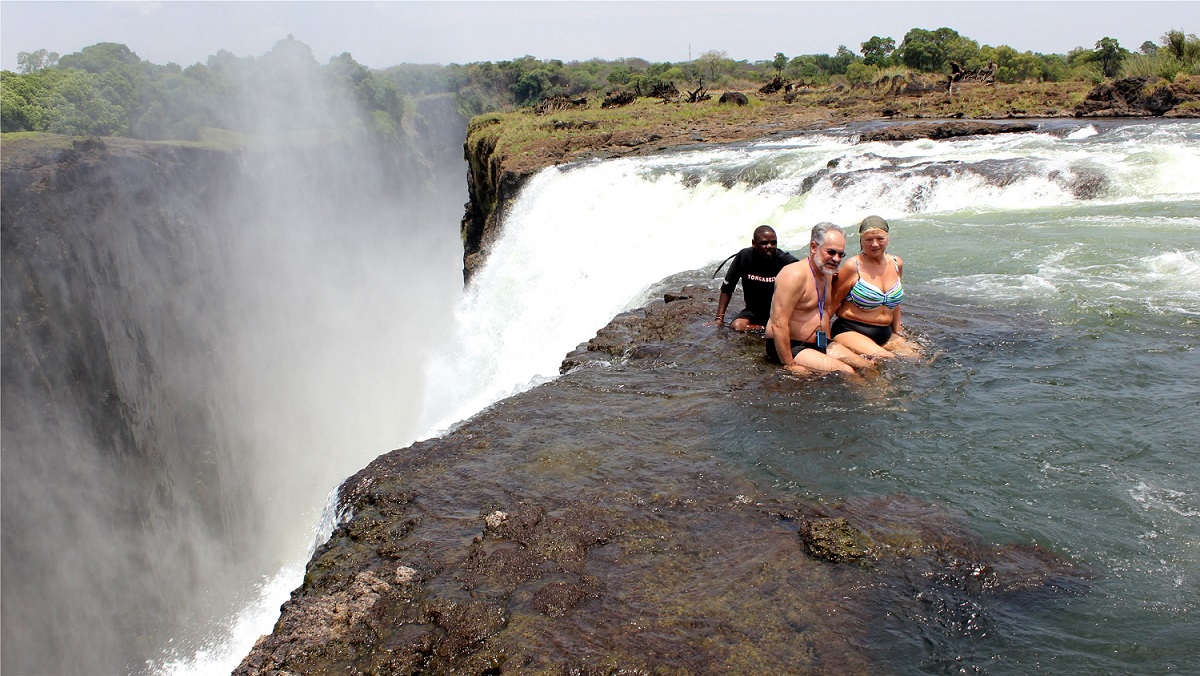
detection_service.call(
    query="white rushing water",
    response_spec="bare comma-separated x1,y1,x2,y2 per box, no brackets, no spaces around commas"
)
162,119,1200,674
421,120,1200,434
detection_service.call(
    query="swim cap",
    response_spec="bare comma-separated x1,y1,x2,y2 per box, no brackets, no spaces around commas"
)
858,215,889,233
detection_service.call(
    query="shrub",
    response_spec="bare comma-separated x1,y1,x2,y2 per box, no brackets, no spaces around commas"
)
845,62,879,85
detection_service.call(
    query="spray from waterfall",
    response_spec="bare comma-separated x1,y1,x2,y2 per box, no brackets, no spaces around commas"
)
1,40,466,675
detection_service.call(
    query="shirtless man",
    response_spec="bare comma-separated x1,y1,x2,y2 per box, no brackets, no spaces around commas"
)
765,222,863,375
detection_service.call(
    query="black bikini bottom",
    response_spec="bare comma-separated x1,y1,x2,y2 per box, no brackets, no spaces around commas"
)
831,316,893,346
765,338,825,363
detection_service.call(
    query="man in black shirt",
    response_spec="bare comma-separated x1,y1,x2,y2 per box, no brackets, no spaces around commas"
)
710,225,799,331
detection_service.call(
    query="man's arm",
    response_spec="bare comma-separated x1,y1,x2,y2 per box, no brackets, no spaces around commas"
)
711,251,744,326
709,291,733,326
892,255,904,333
768,263,804,368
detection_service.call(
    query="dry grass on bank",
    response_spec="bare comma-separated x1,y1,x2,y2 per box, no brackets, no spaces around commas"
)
471,79,1095,175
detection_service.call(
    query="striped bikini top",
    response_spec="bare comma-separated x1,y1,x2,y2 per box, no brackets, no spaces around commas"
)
846,256,904,310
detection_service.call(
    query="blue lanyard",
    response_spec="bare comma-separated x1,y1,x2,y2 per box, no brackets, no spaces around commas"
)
809,258,825,320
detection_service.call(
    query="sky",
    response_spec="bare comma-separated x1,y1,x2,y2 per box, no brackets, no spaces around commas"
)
2,1,1199,72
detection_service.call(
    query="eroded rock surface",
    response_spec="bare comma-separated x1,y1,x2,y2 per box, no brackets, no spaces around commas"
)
237,285,1088,674
1074,76,1198,117
855,120,1038,142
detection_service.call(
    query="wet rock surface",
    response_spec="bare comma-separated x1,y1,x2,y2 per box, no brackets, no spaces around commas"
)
854,120,1038,142
237,285,1089,674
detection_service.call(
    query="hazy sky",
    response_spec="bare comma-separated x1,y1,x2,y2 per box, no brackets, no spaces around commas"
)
3,1,1198,72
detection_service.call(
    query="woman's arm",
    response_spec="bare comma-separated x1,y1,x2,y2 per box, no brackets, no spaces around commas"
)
830,255,858,314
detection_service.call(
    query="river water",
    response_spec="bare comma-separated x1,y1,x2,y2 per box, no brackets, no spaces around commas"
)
168,119,1198,673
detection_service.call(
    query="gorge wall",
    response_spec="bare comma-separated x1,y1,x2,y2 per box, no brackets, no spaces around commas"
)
3,137,258,673
2,92,468,674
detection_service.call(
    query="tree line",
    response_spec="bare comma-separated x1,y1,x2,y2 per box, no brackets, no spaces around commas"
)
4,27,1198,141
2,37,405,140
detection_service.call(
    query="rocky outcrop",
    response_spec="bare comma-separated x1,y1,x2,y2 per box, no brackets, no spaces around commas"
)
718,91,749,106
461,116,536,283
237,284,1088,674
1074,76,1193,117
855,120,1038,142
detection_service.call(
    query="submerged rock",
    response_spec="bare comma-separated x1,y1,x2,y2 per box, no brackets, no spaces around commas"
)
800,517,874,563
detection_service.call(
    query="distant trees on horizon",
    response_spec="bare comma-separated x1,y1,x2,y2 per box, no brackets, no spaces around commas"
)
4,27,1199,140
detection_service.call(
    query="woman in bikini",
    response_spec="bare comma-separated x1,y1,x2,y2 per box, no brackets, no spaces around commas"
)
830,215,919,359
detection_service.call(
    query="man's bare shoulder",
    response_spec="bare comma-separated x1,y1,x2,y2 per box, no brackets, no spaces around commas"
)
778,258,808,276
777,258,810,284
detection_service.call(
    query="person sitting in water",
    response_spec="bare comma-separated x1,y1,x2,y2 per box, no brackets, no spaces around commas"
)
829,215,919,359
709,225,799,331
765,222,864,375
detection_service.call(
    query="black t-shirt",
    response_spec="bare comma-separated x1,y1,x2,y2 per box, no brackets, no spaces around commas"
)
720,247,800,321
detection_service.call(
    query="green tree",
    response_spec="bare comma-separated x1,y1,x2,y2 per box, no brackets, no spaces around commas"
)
772,52,788,76
860,36,896,66
845,62,879,85
1163,29,1187,60
606,64,634,86
1094,37,1129,78
697,50,729,83
1161,29,1200,63
944,35,983,70
831,45,861,74
36,68,128,135
786,55,826,84
2,70,47,130
567,68,599,95
1037,53,1070,82
983,45,1045,83
58,42,140,73
17,49,59,73
898,27,974,72
898,28,942,71
511,68,552,104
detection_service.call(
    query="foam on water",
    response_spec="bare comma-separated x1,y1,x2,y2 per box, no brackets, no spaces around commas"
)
1067,124,1099,140
150,563,305,676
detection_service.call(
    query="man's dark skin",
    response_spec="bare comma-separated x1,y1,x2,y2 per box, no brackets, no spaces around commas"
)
709,225,793,331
